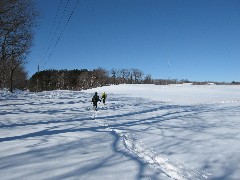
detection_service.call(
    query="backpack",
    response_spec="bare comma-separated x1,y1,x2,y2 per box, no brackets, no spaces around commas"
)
92,95,99,103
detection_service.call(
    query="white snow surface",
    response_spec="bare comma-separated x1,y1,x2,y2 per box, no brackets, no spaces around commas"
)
1,84,240,180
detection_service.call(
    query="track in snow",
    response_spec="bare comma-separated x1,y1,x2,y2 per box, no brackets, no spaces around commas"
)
92,108,210,180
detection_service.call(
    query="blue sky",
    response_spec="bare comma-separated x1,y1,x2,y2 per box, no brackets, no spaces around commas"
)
27,0,240,82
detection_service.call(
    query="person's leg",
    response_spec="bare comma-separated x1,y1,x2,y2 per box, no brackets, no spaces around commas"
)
93,102,96,110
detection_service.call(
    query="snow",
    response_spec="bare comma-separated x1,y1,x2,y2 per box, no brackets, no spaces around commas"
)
1,84,240,180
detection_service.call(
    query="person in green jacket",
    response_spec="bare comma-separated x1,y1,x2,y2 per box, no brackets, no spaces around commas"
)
101,92,107,105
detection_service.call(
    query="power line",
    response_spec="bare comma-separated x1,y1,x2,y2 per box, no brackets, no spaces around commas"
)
46,0,63,43
42,0,70,66
51,0,70,45
44,0,80,68
41,0,64,64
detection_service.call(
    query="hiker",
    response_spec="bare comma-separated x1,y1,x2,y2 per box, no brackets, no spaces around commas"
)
92,92,101,110
101,92,107,105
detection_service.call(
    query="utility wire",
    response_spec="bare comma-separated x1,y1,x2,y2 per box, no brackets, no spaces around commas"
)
51,0,70,44
42,0,70,67
43,0,80,69
41,0,63,64
42,0,74,69
46,0,63,43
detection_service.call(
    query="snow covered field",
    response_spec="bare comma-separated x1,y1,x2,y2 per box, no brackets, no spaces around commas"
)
1,84,240,180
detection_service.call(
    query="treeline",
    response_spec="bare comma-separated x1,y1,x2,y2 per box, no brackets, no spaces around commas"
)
29,68,238,92
29,68,152,92
153,79,234,85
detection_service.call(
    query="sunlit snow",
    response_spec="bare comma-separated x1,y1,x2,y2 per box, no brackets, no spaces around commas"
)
1,84,240,180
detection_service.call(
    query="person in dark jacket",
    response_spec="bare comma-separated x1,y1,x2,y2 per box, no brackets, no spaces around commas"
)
92,92,101,110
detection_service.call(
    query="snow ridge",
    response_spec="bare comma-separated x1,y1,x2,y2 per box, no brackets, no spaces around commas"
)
93,110,210,180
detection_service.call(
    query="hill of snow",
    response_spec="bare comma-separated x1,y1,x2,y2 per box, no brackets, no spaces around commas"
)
1,84,240,179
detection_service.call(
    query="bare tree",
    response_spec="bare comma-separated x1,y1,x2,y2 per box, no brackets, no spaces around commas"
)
143,74,152,84
12,64,28,90
119,68,130,83
92,67,109,87
131,68,144,83
0,0,38,92
110,68,118,84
